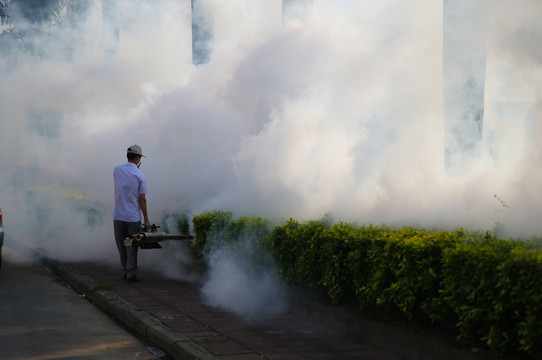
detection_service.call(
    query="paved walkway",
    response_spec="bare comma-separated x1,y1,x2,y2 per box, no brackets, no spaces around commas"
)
45,260,501,360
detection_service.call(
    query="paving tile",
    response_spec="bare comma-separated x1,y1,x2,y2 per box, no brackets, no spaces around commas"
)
219,354,268,360
193,335,253,356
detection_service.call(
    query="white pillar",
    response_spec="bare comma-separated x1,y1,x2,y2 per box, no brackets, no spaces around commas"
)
443,0,488,170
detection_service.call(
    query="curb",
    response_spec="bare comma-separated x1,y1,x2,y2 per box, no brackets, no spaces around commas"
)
44,259,219,360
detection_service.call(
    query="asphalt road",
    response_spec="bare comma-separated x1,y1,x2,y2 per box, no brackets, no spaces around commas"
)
0,261,165,360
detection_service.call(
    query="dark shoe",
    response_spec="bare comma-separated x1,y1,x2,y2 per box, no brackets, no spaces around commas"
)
126,277,138,283
123,275,127,280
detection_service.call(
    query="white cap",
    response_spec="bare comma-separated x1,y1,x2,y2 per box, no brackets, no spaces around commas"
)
127,144,145,157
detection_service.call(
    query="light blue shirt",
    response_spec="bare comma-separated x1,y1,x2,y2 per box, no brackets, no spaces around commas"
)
112,162,148,222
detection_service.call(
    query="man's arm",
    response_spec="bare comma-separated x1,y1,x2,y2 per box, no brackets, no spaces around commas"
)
138,194,152,229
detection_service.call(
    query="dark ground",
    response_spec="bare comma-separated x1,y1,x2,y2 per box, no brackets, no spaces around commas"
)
45,259,530,360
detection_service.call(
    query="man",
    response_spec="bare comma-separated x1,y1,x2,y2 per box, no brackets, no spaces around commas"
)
112,144,152,283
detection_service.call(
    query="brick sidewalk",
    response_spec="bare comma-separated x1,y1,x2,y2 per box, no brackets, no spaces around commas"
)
66,261,406,360
51,261,496,360
38,246,527,360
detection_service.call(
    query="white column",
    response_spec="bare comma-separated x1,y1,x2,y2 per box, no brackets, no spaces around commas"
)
443,0,488,170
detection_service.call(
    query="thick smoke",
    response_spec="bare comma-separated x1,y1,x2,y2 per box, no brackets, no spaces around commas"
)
201,235,288,319
0,0,541,313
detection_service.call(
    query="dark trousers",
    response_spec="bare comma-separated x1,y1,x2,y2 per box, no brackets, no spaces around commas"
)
114,220,140,279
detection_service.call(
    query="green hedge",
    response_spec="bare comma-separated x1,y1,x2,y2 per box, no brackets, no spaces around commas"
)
267,220,459,320
187,211,542,358
441,238,542,355
189,211,272,262
190,210,233,257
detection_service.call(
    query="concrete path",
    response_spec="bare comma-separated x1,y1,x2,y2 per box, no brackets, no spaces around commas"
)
0,262,160,359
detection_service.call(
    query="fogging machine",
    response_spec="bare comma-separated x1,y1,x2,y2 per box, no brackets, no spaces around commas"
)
124,224,194,249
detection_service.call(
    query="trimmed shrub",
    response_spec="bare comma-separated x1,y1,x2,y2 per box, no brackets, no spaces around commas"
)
191,211,272,263
191,210,233,257
441,237,542,356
